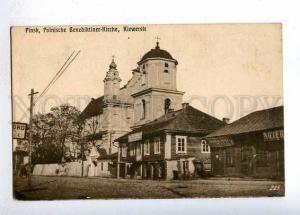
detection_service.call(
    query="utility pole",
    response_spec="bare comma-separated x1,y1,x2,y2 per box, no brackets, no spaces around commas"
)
117,145,120,179
81,140,84,177
80,131,84,177
28,88,38,187
112,138,120,179
78,122,87,177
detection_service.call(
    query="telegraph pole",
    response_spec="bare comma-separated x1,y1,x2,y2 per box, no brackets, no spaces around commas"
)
28,88,38,187
117,145,120,179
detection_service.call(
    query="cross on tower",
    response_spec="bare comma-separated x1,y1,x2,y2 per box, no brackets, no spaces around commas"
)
155,36,161,42
111,55,115,62
155,36,161,49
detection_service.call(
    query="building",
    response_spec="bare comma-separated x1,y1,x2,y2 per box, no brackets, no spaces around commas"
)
79,41,186,177
13,139,29,176
116,104,225,180
205,106,284,180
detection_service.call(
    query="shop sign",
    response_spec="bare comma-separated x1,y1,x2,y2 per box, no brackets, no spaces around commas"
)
207,136,234,147
128,132,142,142
263,129,284,142
12,122,27,139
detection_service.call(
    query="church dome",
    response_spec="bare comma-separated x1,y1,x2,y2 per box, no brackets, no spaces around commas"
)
139,42,178,65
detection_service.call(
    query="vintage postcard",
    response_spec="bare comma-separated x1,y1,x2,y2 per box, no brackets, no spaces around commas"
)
11,24,284,200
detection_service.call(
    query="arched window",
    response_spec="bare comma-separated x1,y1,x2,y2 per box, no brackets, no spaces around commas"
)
164,69,169,73
141,99,146,119
201,140,210,153
164,98,171,114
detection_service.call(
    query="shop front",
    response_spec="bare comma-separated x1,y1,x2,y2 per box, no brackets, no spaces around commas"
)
206,106,284,180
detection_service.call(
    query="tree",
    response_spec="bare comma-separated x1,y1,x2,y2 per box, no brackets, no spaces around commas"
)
48,104,81,162
31,104,81,164
82,115,106,156
87,117,99,146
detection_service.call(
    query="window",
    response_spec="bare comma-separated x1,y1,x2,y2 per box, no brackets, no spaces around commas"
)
164,69,169,73
165,63,169,67
136,143,141,156
176,136,187,153
141,71,146,85
100,162,104,171
141,99,146,119
226,148,235,166
142,64,145,69
122,145,127,158
256,143,268,167
129,144,135,156
164,98,171,114
256,150,268,166
201,140,210,153
154,137,161,154
241,145,252,161
144,140,150,155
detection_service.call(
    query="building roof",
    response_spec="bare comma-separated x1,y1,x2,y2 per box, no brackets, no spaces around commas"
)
206,106,284,138
79,96,104,120
138,42,178,65
117,104,225,142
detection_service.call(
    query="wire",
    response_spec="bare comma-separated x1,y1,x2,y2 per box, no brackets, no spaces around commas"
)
35,50,75,102
34,50,80,104
49,50,81,92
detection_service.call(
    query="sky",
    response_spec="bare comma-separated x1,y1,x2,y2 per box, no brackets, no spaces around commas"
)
11,24,283,123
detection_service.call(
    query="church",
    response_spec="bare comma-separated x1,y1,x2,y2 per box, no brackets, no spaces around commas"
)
79,41,225,178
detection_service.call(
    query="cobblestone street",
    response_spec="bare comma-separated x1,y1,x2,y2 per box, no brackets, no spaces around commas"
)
14,176,284,200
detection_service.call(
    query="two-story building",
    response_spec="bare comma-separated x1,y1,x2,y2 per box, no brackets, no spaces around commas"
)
116,104,225,180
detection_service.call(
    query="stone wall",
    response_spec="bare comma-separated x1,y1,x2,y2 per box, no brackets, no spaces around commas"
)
33,161,89,177
32,161,116,178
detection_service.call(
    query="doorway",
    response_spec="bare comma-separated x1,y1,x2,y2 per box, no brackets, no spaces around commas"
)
183,160,189,178
119,163,126,178
213,152,224,175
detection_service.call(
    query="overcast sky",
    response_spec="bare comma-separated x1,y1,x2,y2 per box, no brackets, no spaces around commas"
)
12,24,283,123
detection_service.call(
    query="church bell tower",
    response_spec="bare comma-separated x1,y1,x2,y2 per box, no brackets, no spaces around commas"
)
103,57,122,98
132,41,185,125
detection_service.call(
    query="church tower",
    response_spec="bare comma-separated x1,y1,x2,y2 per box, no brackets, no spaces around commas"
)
132,41,185,126
103,57,122,98
138,41,178,90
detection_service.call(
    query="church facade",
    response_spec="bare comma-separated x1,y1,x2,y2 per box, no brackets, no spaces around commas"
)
79,42,186,177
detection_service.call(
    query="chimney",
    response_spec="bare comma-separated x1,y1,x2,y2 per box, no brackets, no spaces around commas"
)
222,117,230,124
182,103,189,110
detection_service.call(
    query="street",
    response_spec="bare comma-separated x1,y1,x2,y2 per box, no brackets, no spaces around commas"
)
14,176,284,200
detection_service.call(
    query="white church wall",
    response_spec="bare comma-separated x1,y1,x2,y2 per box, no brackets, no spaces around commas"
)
144,60,177,90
